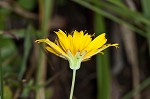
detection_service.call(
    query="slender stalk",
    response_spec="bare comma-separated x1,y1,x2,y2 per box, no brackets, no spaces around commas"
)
141,0,150,56
36,0,54,98
69,69,76,99
0,48,3,99
93,1,111,98
19,27,31,79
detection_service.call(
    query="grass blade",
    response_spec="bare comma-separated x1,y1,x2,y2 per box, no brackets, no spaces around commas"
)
141,0,150,55
122,77,150,99
93,1,110,98
96,53,110,99
73,0,146,37
18,26,32,79
0,47,3,99
36,0,54,99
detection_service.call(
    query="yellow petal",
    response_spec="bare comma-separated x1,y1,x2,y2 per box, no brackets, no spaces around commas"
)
82,58,90,62
55,29,70,52
72,30,82,53
35,38,69,58
82,49,98,60
45,46,60,56
45,46,67,59
70,30,92,55
80,33,92,52
82,43,118,60
85,33,107,51
98,44,119,52
68,34,75,55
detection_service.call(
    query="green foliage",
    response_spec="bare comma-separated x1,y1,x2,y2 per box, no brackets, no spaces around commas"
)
141,0,150,55
17,0,37,10
1,38,16,61
122,77,150,99
73,0,149,37
93,3,111,99
21,79,34,98
19,26,34,79
45,87,53,99
0,47,3,99
4,86,13,99
0,9,10,29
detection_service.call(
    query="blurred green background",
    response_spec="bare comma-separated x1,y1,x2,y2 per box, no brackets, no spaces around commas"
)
0,0,150,99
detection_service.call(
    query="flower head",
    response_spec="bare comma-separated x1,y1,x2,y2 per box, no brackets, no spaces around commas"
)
35,29,118,70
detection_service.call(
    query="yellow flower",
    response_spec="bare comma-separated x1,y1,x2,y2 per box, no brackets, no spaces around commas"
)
35,29,118,70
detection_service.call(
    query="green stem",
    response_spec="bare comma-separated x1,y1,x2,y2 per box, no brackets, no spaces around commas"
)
69,69,76,99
